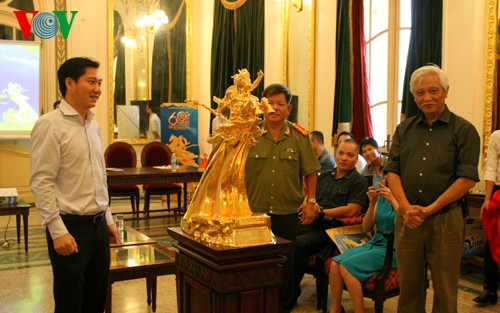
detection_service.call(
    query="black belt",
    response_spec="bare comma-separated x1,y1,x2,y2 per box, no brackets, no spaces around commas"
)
435,201,460,215
61,211,106,224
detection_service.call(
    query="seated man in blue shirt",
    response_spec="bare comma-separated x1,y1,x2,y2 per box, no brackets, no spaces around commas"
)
310,130,335,174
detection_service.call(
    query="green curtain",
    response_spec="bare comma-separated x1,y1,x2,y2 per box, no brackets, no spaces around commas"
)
152,0,187,107
210,0,265,123
233,0,265,99
332,0,373,142
114,44,126,114
9,0,34,10
113,10,126,121
333,0,352,136
211,2,235,113
401,0,443,119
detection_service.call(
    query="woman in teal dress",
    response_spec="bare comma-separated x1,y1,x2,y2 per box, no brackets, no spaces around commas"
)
329,179,399,313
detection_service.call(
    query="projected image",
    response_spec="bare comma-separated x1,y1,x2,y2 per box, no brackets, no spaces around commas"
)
0,40,40,138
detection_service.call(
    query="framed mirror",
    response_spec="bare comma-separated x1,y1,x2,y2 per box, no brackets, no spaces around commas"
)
283,0,315,131
108,0,192,144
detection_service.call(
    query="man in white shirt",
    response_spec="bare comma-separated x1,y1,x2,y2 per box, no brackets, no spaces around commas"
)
30,57,120,313
146,103,161,139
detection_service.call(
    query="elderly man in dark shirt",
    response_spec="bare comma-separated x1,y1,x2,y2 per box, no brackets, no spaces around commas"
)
294,139,368,305
385,65,480,313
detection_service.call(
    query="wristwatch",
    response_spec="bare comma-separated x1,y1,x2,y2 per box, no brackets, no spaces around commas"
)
307,198,317,204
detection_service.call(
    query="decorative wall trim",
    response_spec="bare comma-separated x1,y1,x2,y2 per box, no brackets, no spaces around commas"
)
186,0,192,100
484,0,498,163
54,0,67,100
282,0,289,86
0,142,30,158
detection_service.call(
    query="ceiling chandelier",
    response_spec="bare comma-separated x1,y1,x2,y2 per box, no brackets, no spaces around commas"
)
135,0,169,33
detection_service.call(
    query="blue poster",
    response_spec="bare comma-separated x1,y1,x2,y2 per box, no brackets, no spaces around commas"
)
0,41,40,139
160,103,199,167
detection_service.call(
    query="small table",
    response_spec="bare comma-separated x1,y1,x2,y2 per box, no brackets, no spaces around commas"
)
0,199,31,253
106,243,176,313
110,225,157,247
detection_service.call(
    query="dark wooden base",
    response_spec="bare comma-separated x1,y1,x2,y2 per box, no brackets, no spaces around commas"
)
168,227,292,313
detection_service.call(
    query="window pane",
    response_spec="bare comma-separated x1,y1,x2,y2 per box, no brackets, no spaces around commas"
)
398,29,411,99
0,25,13,40
369,32,388,105
15,28,34,41
370,103,387,146
364,1,409,146
371,0,388,36
364,0,371,38
400,0,412,28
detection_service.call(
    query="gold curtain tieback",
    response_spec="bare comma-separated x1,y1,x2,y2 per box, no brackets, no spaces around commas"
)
220,0,248,10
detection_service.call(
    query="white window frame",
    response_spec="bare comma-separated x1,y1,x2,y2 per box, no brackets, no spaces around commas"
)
364,0,410,152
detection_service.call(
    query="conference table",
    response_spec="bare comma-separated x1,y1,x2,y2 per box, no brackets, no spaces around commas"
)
106,165,204,213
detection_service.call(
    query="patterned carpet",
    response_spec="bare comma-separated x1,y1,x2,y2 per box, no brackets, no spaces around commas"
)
0,198,497,312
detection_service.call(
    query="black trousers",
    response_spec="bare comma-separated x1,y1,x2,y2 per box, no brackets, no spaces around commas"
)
483,240,499,293
269,213,300,313
46,215,110,313
294,223,330,298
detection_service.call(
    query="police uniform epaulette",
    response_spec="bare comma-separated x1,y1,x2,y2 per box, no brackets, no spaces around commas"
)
291,123,309,136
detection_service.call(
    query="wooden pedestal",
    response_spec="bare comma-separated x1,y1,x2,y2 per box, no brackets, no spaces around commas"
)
168,227,292,313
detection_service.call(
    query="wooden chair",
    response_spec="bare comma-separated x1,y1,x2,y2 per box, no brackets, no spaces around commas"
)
308,228,398,312
305,216,364,312
104,142,140,215
310,225,428,313
141,142,182,216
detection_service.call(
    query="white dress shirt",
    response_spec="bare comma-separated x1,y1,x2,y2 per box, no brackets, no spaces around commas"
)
212,116,223,135
148,113,161,139
30,100,113,240
485,130,500,185
356,154,367,173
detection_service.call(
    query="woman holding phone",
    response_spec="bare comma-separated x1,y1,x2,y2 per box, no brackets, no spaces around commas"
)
328,179,399,313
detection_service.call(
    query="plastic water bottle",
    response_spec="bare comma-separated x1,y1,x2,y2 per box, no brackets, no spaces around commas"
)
171,153,178,171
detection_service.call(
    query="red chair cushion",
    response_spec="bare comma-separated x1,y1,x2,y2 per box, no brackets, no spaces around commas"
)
337,216,364,225
324,257,333,273
141,143,171,167
363,269,400,290
109,184,139,191
143,183,181,191
105,142,137,168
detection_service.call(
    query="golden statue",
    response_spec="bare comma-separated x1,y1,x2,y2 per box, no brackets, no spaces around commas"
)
181,69,276,247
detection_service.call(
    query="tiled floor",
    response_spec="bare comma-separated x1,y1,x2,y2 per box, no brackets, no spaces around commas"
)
0,198,498,313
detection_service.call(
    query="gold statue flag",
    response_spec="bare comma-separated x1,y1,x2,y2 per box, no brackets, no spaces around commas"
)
181,69,276,247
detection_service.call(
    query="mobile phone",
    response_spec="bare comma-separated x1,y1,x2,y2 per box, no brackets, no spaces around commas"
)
373,175,382,190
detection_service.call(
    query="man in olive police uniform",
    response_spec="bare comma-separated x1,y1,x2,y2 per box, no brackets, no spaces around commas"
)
245,83,320,313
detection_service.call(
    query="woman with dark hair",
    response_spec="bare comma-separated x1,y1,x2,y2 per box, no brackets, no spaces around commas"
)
360,137,387,176
329,179,398,313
